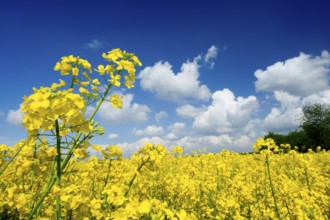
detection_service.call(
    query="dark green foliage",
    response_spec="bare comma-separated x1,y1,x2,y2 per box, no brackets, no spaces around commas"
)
285,130,310,152
301,103,330,150
264,132,286,146
264,103,330,152
264,130,309,152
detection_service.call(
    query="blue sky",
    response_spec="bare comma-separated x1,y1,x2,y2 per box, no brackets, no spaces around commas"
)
1,0,330,155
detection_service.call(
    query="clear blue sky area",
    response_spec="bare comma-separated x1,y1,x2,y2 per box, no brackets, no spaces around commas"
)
1,0,330,155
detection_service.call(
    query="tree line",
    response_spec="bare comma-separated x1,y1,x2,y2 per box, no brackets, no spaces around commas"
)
264,103,330,152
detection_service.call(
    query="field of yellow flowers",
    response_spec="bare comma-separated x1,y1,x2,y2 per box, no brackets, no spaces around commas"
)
1,142,329,219
0,49,329,219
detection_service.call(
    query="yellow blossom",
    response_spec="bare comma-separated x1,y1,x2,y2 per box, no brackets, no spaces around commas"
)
91,85,99,92
110,94,123,109
138,200,151,214
80,81,90,86
72,67,79,76
109,73,121,87
92,79,101,85
46,147,58,157
79,87,90,95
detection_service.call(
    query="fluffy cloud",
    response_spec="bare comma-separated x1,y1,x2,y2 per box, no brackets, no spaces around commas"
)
138,58,211,103
196,134,252,151
255,51,330,96
116,136,167,156
192,89,259,134
273,91,301,109
260,90,330,132
255,51,330,132
263,107,302,132
176,104,206,118
108,133,119,139
6,109,23,126
204,45,218,68
165,122,186,140
115,133,254,157
302,89,330,105
98,93,151,123
155,111,168,123
133,125,164,137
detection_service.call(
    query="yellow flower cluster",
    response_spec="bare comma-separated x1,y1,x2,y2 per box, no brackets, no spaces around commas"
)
21,86,91,136
172,146,184,155
1,142,329,219
253,137,291,153
53,48,141,109
54,55,92,76
95,48,142,90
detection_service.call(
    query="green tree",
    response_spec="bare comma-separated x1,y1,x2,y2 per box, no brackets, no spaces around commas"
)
264,132,286,145
285,130,309,152
301,103,330,150
264,130,309,152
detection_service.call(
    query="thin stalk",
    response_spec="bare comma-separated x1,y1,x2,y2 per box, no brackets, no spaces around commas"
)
60,83,112,171
125,157,150,197
28,82,113,218
104,159,112,187
55,119,62,220
265,155,281,220
0,142,26,176
28,177,56,219
70,76,75,89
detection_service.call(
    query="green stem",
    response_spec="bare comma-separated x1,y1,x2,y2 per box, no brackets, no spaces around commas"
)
28,83,113,219
70,76,75,89
55,120,62,220
265,155,281,220
28,177,56,219
125,157,150,197
62,83,112,169
104,159,112,187
0,142,26,177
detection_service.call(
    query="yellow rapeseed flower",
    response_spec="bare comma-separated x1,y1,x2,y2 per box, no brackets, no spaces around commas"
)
109,73,121,87
79,87,90,95
110,94,123,109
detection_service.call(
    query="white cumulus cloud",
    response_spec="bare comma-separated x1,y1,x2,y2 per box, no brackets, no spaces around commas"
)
176,104,206,118
133,125,164,137
261,91,302,132
263,107,302,132
108,133,119,139
192,89,259,134
115,133,254,157
98,93,151,123
274,91,301,109
302,89,330,105
255,51,330,96
165,122,186,140
155,111,168,123
6,109,23,126
260,89,330,132
116,136,167,156
138,58,211,103
255,51,330,133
